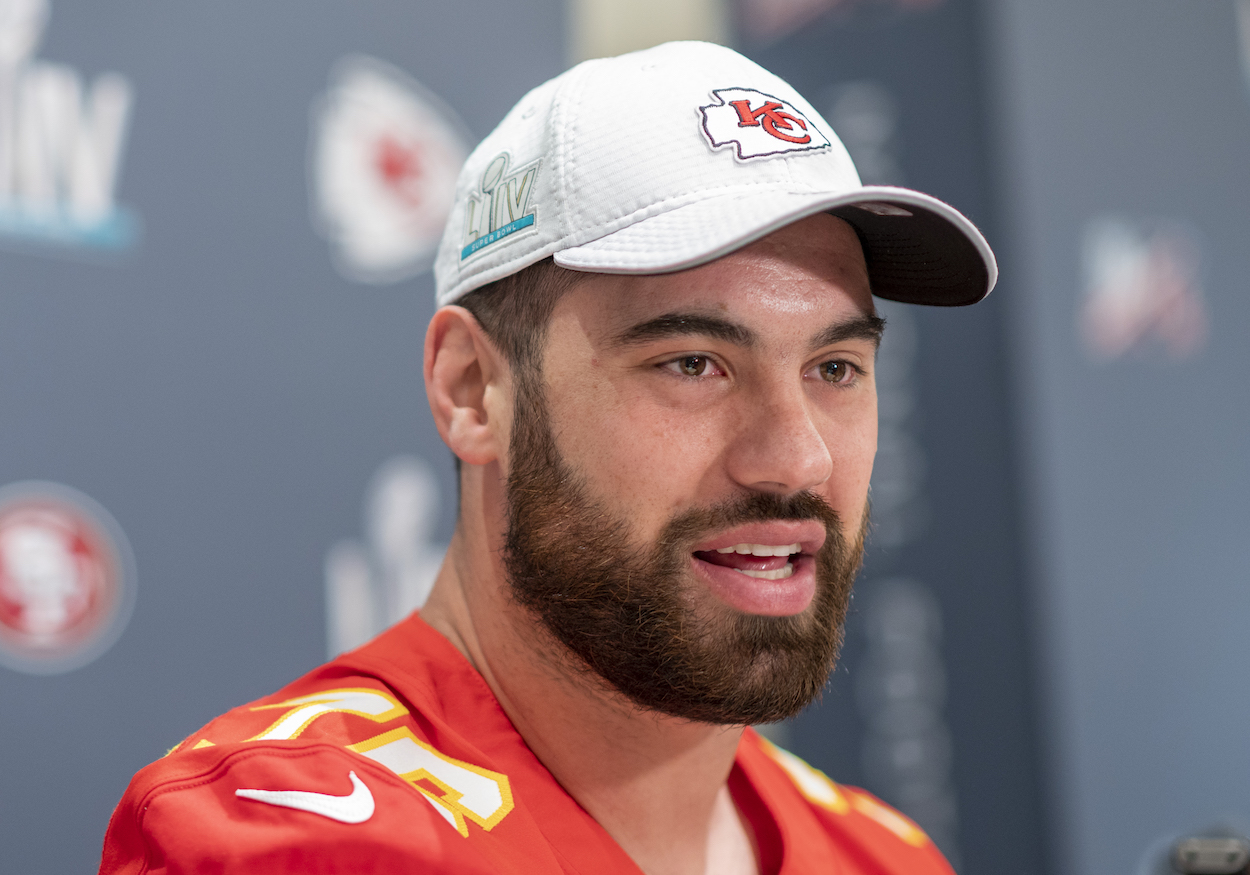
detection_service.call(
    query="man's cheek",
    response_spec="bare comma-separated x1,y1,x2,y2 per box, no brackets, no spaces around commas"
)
818,429,875,511
611,408,724,483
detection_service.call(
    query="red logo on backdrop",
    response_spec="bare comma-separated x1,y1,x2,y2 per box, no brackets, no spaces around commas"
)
0,483,135,674
729,99,812,144
373,133,427,207
312,55,470,284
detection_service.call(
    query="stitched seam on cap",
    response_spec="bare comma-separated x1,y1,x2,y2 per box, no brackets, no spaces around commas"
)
782,153,796,183
554,62,588,243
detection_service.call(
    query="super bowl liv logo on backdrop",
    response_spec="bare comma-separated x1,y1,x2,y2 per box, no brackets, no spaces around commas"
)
312,56,470,284
324,455,448,657
0,0,137,253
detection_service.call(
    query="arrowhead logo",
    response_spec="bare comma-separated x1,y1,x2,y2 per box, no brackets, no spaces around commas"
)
699,87,831,161
236,770,375,824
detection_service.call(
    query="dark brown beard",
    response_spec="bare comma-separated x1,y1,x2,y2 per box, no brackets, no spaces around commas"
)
502,371,866,725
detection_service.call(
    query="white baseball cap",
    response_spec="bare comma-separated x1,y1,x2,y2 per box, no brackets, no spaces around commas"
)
434,40,997,307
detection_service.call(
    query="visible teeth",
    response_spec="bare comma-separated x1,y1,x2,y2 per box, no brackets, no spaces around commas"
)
736,564,795,580
714,542,801,557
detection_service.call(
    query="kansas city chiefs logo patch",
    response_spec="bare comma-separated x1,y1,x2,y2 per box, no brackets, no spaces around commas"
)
699,88,831,161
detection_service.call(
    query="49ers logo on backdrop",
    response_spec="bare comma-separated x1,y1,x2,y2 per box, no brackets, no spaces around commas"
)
699,87,831,161
0,481,136,675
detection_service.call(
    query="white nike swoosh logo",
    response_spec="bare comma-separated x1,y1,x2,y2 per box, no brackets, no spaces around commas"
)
235,770,375,824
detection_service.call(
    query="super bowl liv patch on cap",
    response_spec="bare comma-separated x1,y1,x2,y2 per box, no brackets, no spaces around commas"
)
460,152,541,262
433,40,997,308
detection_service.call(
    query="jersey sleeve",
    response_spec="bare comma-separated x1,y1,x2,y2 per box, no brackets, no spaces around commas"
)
99,742,501,875
743,732,956,875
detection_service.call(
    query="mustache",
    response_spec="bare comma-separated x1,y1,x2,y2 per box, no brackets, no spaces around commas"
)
657,490,843,553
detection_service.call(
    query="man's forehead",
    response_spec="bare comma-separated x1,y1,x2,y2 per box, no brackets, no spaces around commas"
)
560,218,876,342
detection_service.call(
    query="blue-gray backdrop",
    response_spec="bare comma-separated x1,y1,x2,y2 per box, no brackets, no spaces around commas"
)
5,2,1246,875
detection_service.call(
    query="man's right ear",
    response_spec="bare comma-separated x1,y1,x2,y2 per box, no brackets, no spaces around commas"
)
424,306,510,467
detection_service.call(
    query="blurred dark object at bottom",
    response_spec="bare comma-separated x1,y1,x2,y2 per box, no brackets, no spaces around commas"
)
1143,830,1250,875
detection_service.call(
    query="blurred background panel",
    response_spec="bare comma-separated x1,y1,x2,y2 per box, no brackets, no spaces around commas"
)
0,2,1247,875
990,0,1250,873
0,1,564,871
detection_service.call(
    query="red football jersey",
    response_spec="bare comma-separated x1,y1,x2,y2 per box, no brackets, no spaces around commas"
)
100,612,954,875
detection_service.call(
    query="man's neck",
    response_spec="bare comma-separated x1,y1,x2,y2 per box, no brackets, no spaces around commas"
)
421,524,760,875
483,642,758,875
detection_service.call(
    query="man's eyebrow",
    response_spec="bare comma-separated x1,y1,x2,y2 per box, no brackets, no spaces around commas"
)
607,313,757,348
810,315,887,351
607,311,887,351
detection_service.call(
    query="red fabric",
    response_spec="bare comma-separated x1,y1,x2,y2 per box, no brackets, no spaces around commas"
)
100,612,955,875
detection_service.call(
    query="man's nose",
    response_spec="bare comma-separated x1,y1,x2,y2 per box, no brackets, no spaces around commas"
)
724,384,833,495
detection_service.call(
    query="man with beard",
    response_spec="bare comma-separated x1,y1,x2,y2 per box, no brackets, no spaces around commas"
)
101,41,995,875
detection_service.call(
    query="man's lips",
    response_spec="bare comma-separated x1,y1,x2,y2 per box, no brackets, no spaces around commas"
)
694,548,796,577
691,521,827,557
688,521,827,615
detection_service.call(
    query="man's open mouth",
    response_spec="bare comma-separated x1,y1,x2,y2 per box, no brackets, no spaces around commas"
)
692,543,803,580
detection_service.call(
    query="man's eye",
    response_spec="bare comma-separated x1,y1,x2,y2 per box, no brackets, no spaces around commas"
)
674,355,711,377
817,360,855,384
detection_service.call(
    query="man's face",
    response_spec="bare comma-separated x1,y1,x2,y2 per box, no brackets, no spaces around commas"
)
500,214,880,725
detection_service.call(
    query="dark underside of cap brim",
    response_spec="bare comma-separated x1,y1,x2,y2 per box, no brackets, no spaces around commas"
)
829,205,991,307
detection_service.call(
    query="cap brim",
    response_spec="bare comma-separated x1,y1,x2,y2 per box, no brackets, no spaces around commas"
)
554,186,997,307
